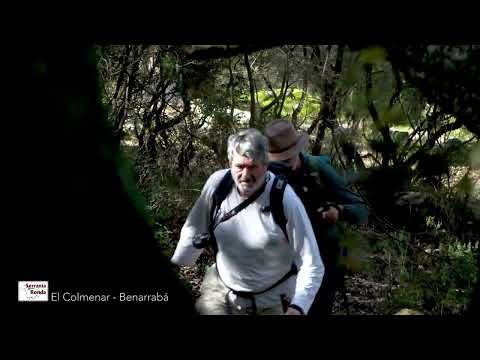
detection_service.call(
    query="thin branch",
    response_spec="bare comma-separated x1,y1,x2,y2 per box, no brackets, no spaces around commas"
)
261,95,281,114
463,136,478,145
276,83,291,118
362,152,382,166
228,52,235,123
111,45,131,103
262,74,278,99
405,119,464,167
321,46,330,78
427,121,464,148
398,98,430,157
244,52,256,127
182,116,202,140
307,108,322,135
389,64,403,108
292,77,308,123
275,56,289,117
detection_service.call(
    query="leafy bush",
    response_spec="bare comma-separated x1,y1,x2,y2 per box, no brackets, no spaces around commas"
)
155,223,176,258
384,233,479,314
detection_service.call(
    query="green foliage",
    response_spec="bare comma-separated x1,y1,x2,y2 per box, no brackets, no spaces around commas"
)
456,173,474,196
415,150,451,181
336,61,358,91
420,240,478,314
358,46,388,65
378,230,479,314
241,88,321,119
97,45,480,314
148,167,206,222
471,143,480,169
280,89,317,118
123,145,209,224
116,149,154,226
391,283,423,310
183,62,218,99
338,227,370,273
377,104,409,128
448,127,476,142
391,130,409,147
155,223,176,258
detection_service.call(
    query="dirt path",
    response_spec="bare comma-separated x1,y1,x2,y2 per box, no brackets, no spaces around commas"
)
332,274,389,315
177,262,392,315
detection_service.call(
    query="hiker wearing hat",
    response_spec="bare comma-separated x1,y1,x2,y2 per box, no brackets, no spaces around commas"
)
171,128,324,315
265,119,368,316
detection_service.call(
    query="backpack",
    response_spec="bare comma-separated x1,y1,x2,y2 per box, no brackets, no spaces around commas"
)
268,155,341,224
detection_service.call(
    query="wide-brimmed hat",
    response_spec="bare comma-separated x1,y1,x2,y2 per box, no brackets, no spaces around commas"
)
265,119,309,161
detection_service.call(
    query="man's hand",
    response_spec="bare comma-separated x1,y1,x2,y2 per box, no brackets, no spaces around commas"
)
317,204,343,224
284,307,302,315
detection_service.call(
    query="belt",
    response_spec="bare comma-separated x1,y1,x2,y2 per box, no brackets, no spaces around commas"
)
220,264,298,315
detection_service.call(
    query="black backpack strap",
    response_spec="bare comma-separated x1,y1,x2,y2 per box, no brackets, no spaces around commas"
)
267,161,291,176
251,263,298,295
270,174,288,241
211,171,235,218
226,263,298,296
209,171,234,255
210,171,235,228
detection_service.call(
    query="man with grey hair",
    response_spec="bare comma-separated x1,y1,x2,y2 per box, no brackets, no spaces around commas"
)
171,128,324,315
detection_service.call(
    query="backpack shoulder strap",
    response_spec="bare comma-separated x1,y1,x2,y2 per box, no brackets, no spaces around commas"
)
207,170,234,255
267,161,291,176
270,174,288,241
211,170,234,222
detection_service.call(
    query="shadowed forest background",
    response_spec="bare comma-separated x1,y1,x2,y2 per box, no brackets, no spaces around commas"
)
94,44,479,315
19,44,478,314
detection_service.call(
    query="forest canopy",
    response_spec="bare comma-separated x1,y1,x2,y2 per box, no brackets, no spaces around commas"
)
95,44,480,315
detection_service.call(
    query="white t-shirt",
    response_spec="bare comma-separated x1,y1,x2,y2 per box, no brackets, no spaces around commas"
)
171,169,324,313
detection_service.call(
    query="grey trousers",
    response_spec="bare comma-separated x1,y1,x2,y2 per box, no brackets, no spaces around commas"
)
195,264,285,315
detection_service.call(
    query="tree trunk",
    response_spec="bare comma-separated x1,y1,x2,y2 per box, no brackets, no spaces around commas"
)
244,52,256,127
113,46,143,144
111,45,131,104
311,45,345,155
292,77,308,125
275,54,289,118
365,63,396,167
260,74,280,114
311,121,328,155
228,55,235,124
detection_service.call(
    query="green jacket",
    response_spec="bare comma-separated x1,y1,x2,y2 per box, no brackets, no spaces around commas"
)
290,153,369,245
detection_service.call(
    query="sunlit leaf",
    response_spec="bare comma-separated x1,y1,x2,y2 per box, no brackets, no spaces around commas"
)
378,104,407,127
359,46,388,65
